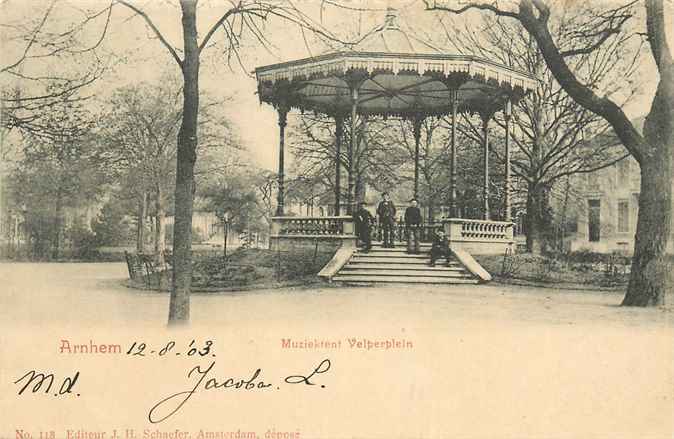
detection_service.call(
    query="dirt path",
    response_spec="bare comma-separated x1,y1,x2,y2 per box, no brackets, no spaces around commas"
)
1,262,672,438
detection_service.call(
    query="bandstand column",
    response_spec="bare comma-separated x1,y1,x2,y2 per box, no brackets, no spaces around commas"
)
481,113,491,220
347,87,358,215
504,100,512,222
334,114,343,216
276,106,289,216
449,91,458,217
413,116,423,200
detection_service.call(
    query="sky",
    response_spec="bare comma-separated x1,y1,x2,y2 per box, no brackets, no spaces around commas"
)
1,0,672,171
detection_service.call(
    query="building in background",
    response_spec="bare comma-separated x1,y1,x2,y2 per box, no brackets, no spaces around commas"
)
566,148,674,255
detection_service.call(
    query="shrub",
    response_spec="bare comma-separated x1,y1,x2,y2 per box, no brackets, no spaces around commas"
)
532,257,563,282
68,223,101,260
91,203,135,246
187,248,335,288
566,249,606,264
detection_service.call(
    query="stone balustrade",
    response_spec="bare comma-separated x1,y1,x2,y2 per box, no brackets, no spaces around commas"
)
442,218,515,255
270,216,356,250
270,215,514,255
371,222,443,243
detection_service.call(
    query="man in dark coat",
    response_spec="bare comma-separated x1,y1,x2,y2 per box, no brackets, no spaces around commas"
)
429,228,451,266
376,192,397,248
354,201,374,252
404,199,422,254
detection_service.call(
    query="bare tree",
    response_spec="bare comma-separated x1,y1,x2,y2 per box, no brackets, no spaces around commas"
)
444,12,637,252
289,113,408,211
112,0,346,323
1,0,351,323
426,0,672,306
97,80,182,258
256,170,279,238
9,95,102,260
98,75,240,262
383,117,451,221
1,1,112,257
1,1,111,135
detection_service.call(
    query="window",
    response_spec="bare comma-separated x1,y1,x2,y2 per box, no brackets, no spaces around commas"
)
588,199,601,242
565,216,578,233
618,200,629,233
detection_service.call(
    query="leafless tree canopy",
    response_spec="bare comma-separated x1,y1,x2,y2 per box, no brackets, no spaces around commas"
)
426,0,673,306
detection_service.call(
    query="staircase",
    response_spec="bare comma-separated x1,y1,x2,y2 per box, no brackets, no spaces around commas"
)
332,243,479,284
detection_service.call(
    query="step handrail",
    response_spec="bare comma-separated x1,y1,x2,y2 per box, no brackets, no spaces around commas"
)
318,247,356,280
450,247,492,282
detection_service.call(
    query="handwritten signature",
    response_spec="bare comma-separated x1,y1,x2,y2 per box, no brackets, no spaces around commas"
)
148,359,331,423
13,359,331,424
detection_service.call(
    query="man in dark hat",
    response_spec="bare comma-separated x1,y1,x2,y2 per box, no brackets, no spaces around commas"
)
354,201,374,252
429,227,451,266
376,192,397,248
404,199,422,254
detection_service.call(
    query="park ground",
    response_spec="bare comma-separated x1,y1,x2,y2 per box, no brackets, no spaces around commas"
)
1,262,673,438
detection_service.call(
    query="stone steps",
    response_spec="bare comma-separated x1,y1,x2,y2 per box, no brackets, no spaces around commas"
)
351,256,436,264
342,263,465,271
331,274,479,284
332,245,479,285
337,268,473,278
370,243,431,250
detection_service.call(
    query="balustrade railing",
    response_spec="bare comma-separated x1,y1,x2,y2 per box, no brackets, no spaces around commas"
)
459,220,511,240
271,216,355,237
440,218,515,255
371,222,443,243
443,218,514,242
270,215,514,254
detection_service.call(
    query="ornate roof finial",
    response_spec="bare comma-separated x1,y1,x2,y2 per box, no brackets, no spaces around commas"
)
384,7,400,30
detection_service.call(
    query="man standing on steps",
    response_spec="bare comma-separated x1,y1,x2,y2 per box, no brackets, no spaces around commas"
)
354,201,374,252
404,199,422,254
377,192,396,248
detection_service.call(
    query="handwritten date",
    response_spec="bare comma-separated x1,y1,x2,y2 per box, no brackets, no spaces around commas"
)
126,340,214,357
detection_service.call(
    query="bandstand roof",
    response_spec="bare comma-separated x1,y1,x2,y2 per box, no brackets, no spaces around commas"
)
255,8,538,118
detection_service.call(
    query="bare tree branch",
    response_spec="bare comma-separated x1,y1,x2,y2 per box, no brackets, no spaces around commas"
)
116,0,183,67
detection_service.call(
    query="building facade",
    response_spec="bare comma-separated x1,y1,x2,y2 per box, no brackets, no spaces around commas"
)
567,156,674,254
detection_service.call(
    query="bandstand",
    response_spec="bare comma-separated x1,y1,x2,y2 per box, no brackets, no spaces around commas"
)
255,9,537,283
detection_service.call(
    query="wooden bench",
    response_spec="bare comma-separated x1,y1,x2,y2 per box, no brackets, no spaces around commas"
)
124,251,161,289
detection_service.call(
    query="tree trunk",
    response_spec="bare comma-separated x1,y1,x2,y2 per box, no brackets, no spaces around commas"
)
136,191,147,254
52,186,63,260
354,173,364,204
559,176,571,252
623,159,671,306
426,0,673,308
168,0,200,324
154,186,166,265
525,182,546,254
622,81,673,306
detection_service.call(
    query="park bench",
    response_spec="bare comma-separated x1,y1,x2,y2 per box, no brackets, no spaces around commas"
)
124,251,144,281
124,251,164,289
